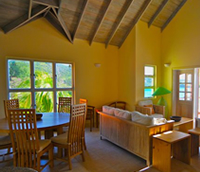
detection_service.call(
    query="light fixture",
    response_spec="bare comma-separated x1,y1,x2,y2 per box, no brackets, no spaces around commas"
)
94,63,101,67
164,63,171,67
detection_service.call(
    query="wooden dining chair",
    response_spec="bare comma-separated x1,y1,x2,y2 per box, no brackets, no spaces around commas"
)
4,99,19,118
7,109,54,172
58,97,72,113
51,103,86,170
0,99,19,163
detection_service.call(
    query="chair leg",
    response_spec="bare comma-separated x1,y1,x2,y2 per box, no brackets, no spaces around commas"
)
84,137,87,150
90,117,92,132
49,146,54,168
67,150,72,170
37,156,41,172
81,151,85,162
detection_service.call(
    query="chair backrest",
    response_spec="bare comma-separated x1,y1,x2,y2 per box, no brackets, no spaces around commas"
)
108,101,126,110
58,97,72,113
68,103,86,157
79,98,88,104
7,109,40,168
4,99,19,118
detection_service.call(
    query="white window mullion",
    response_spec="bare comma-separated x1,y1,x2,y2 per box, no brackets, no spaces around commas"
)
53,62,57,112
30,60,35,109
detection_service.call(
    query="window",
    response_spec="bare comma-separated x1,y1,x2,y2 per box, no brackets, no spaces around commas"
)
7,59,74,112
144,65,156,98
178,73,192,101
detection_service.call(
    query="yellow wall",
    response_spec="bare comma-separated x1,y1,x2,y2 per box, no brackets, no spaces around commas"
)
118,27,136,110
119,21,161,111
0,18,119,118
161,0,200,115
135,21,161,104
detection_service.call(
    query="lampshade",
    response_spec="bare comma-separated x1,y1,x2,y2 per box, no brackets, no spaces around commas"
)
152,87,171,96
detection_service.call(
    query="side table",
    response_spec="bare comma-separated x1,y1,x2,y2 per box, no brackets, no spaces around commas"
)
153,130,191,172
188,127,200,156
173,117,193,132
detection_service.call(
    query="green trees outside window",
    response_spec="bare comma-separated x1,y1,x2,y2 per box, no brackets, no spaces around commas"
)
8,59,73,112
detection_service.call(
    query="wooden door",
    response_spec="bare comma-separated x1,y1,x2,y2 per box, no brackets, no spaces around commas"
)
173,70,194,118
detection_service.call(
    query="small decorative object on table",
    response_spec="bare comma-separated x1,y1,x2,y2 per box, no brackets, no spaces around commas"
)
36,113,43,120
170,116,182,122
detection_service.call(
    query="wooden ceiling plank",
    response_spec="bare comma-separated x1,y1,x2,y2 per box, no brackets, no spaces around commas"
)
33,0,59,8
105,0,135,48
148,0,169,28
3,5,49,34
52,7,73,43
72,0,89,42
89,0,113,45
161,0,187,32
45,10,67,37
119,0,152,48
29,0,33,18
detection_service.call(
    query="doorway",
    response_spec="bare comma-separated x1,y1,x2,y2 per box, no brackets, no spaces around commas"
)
172,69,194,118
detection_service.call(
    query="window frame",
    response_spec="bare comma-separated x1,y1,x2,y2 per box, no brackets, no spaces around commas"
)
144,65,156,98
7,58,75,112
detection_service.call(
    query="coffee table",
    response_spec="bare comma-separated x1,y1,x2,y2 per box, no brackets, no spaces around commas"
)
153,130,191,172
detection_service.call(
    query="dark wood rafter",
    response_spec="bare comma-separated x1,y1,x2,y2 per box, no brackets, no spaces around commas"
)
89,0,112,46
33,0,59,8
148,0,169,28
105,0,134,48
119,0,152,48
72,0,89,42
161,0,187,32
3,5,49,34
29,0,33,18
45,10,67,37
52,7,73,43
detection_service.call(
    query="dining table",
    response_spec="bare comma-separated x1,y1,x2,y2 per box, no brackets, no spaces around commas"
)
0,112,70,137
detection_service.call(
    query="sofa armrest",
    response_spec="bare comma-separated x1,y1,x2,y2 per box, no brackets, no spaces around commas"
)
135,105,152,115
153,105,165,116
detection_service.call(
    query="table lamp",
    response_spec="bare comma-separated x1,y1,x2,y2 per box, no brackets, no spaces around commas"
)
152,87,171,118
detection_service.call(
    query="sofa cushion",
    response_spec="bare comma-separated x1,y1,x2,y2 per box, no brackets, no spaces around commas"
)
153,118,167,125
138,100,153,106
151,114,164,118
102,106,115,115
131,111,154,126
114,109,131,120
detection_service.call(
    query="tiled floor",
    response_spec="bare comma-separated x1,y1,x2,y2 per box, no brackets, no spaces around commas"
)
1,128,200,172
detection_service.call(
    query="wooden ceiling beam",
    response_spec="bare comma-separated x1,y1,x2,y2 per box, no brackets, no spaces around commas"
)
45,10,67,37
52,7,73,43
3,5,49,34
29,0,33,18
89,0,112,46
105,0,134,48
161,0,187,32
148,0,169,28
119,0,152,48
72,0,89,42
33,0,59,8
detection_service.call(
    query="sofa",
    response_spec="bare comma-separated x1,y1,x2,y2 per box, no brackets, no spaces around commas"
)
99,106,173,165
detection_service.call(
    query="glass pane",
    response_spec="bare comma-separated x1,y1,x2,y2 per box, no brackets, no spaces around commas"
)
56,63,72,88
145,77,154,87
179,93,185,100
186,93,192,101
34,62,53,88
9,92,32,108
179,74,185,83
144,66,154,76
57,91,72,104
8,59,30,89
186,84,192,92
35,91,54,113
187,74,192,83
179,84,185,91
144,88,153,98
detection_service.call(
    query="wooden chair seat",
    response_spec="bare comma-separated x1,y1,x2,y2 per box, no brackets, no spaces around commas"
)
51,132,68,145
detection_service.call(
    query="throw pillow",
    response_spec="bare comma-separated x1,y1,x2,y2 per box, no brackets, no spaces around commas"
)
131,111,154,126
102,106,115,115
114,109,131,120
144,104,155,114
